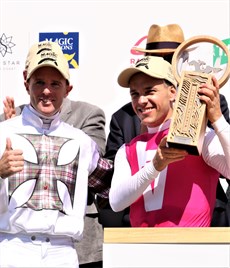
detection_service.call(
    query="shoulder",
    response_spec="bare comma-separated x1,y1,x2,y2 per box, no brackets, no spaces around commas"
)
60,121,84,133
112,102,136,117
219,94,229,109
110,102,140,129
0,104,25,123
219,94,229,108
220,93,227,102
72,100,103,112
0,115,22,137
59,121,95,140
0,114,21,126
113,103,132,116
64,99,105,117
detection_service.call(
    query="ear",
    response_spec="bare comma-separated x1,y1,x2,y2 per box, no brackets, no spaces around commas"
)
23,70,27,81
23,70,30,95
169,86,177,102
65,85,73,97
24,80,30,95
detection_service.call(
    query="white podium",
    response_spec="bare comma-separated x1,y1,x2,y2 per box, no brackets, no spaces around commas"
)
103,227,230,268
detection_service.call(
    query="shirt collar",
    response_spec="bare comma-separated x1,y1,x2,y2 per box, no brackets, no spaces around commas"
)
147,119,171,134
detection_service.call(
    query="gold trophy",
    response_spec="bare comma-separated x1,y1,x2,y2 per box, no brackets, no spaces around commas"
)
167,36,230,155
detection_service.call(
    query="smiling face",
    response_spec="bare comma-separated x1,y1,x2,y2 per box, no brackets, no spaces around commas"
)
129,72,177,128
25,66,72,117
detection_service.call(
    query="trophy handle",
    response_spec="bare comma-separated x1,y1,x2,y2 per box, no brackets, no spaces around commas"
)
171,35,230,87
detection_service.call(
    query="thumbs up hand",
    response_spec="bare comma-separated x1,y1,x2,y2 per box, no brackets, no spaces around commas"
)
0,138,24,179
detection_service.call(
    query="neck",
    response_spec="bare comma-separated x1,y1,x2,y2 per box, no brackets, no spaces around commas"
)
28,105,59,129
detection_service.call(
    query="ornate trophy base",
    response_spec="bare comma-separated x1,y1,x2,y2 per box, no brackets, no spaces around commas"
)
167,71,211,155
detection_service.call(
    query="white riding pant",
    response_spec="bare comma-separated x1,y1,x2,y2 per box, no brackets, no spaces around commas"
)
0,233,79,268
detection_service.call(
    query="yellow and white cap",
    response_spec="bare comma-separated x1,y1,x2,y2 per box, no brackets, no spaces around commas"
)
25,41,70,83
118,56,177,88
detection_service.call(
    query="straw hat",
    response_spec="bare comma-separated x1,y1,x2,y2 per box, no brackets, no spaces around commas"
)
133,24,186,54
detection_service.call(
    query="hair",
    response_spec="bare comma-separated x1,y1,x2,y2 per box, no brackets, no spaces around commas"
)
163,79,175,88
144,53,173,63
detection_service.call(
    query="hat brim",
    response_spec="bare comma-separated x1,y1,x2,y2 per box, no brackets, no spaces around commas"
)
118,69,140,88
133,46,197,54
134,47,176,54
27,62,70,83
118,67,166,88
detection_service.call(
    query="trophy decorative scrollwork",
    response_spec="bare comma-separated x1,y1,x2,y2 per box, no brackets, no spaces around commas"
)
167,35,230,155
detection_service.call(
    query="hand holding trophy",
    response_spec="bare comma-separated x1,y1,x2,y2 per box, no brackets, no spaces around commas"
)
167,35,230,155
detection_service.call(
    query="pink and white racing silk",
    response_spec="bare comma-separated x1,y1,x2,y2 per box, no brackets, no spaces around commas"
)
109,117,230,227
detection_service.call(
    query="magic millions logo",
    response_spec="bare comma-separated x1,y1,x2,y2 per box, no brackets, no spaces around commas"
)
0,33,20,70
39,32,79,69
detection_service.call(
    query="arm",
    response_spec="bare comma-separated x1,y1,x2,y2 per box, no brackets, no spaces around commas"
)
199,77,230,179
203,116,230,179
88,157,113,198
109,145,161,212
100,105,140,207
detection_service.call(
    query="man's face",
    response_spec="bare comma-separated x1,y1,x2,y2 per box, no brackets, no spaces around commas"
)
25,66,72,117
129,72,176,128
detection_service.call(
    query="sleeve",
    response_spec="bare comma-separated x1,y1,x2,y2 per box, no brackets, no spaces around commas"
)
109,145,160,212
88,158,114,198
202,116,230,179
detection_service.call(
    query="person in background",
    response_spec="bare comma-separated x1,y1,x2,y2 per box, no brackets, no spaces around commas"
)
102,24,230,227
109,55,230,227
0,79,106,268
0,40,112,268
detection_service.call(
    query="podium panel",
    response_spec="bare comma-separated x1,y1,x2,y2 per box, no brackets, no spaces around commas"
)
103,227,230,268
